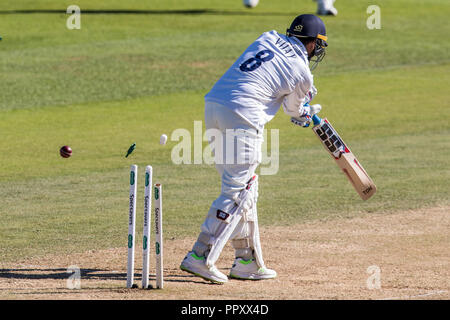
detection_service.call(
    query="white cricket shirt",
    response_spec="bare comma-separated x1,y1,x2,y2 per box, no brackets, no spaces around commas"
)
205,30,314,130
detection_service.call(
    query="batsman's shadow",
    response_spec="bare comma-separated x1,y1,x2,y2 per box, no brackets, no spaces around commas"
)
163,273,223,286
0,268,123,281
0,268,223,286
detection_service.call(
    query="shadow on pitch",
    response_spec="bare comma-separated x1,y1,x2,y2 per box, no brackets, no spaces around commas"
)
0,9,297,17
0,268,123,281
0,268,219,285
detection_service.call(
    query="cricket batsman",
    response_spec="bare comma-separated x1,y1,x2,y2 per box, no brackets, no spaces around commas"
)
180,14,329,283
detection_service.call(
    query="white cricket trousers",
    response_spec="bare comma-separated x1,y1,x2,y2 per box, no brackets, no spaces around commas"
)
201,101,263,235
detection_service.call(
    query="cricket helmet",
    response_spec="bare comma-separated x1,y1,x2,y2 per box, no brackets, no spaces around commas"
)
286,14,328,69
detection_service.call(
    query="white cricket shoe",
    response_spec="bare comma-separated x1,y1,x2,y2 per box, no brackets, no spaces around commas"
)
317,0,338,16
180,251,228,284
229,258,277,280
318,7,338,16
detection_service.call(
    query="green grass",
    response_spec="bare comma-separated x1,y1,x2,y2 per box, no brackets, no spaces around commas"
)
1,0,449,111
0,0,449,262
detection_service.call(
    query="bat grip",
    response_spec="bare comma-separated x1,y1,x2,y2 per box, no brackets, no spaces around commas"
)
312,114,322,126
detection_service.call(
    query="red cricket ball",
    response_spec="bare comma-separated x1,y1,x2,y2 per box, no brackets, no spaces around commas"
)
60,145,72,158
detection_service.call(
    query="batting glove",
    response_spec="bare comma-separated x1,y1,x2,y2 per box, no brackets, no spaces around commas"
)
291,104,322,128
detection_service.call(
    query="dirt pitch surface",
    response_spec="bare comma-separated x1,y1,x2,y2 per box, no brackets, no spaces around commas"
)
1,207,448,300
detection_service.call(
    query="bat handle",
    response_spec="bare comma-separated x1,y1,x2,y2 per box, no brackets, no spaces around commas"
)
312,114,322,126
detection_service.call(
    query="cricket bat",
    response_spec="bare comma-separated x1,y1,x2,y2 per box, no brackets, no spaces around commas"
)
311,114,376,200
